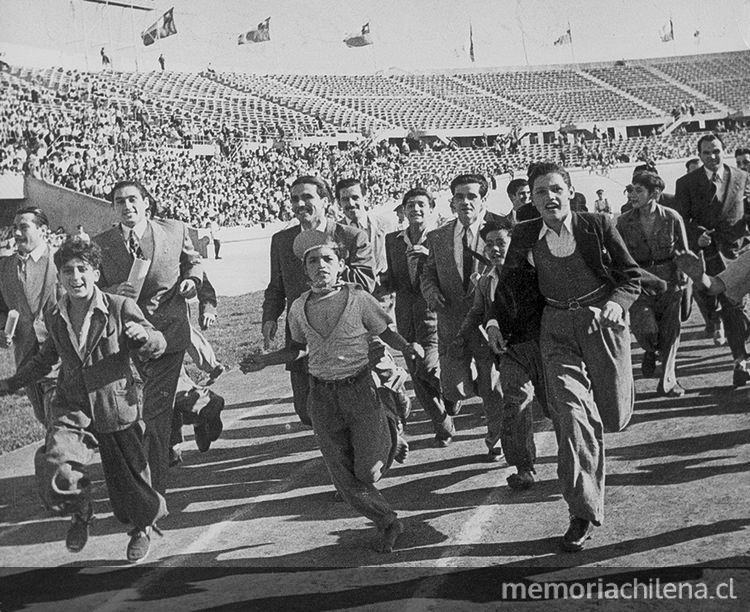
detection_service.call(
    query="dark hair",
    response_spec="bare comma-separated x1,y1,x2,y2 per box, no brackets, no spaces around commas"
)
479,217,513,241
697,133,724,153
632,163,658,178
631,171,665,195
53,236,102,270
685,158,700,171
401,187,435,209
506,178,528,198
110,180,158,217
450,173,488,197
334,177,366,200
625,184,634,194
527,161,572,190
14,206,49,228
735,147,750,157
302,241,347,266
291,175,333,202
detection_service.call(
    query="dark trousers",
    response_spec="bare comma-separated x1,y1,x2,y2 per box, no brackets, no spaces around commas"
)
136,350,185,495
694,289,749,360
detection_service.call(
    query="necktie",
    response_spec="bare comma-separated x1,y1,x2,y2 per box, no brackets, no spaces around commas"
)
17,255,27,281
128,231,145,260
462,228,473,291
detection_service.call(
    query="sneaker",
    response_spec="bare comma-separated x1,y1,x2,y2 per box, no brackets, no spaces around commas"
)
733,365,750,388
486,447,504,463
432,435,452,448
66,502,94,553
713,324,727,347
127,526,155,563
560,516,594,552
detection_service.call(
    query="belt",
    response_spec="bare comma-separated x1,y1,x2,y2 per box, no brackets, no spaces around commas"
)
309,367,370,388
637,257,673,268
545,284,609,311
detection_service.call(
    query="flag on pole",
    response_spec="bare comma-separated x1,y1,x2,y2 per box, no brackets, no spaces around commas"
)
693,29,701,38
659,19,674,42
344,22,373,47
238,17,271,45
141,7,177,46
553,27,572,46
469,24,475,62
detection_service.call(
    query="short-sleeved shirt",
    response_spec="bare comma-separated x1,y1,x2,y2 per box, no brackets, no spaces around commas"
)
288,284,391,380
717,249,750,303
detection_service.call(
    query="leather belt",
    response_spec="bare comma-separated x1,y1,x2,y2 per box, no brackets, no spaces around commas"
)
310,367,370,388
545,284,609,311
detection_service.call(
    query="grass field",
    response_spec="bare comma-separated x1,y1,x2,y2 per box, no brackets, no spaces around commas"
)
0,289,283,455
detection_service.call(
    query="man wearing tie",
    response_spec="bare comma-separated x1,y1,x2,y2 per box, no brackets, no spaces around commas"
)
675,133,750,387
94,180,203,495
0,207,61,426
421,174,505,461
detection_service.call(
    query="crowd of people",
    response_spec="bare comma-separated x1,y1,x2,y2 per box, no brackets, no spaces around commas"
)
3,130,747,562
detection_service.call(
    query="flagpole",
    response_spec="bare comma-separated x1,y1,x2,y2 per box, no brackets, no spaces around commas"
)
515,0,529,67
130,1,139,71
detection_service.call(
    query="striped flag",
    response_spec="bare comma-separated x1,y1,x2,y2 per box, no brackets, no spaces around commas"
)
469,24,475,62
553,27,572,46
344,23,373,47
141,7,177,46
238,17,271,45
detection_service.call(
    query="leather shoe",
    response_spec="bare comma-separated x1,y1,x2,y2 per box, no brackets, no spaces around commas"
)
507,469,535,490
657,381,685,397
193,421,211,452
126,527,151,563
560,516,594,552
445,399,463,416
733,365,750,388
713,325,727,346
486,447,504,463
641,351,657,378
66,501,94,553
432,435,452,448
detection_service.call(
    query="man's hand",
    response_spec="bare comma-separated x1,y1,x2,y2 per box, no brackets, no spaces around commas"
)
674,249,706,281
200,312,217,330
426,291,445,312
697,228,715,248
487,326,507,355
240,353,266,373
0,331,12,349
406,245,429,258
115,282,138,299
262,321,277,351
599,301,625,329
124,321,148,344
179,279,197,299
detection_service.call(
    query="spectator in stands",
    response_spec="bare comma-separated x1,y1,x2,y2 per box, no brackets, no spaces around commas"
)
381,188,455,447
617,171,688,397
421,173,505,462
735,147,750,172
501,160,641,552
506,178,537,223
675,133,750,387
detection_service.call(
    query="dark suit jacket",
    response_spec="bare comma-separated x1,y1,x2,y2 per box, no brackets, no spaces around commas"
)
94,218,203,353
421,211,506,341
0,246,63,370
381,229,437,344
516,203,540,222
674,165,750,268
263,219,375,325
503,212,642,313
8,292,166,434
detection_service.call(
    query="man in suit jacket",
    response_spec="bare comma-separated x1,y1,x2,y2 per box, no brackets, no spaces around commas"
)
506,178,540,223
382,188,455,447
421,173,505,461
262,176,376,426
675,133,750,387
501,161,642,552
94,180,203,495
0,207,62,426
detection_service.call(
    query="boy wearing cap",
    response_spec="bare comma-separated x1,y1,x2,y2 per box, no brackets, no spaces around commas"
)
454,219,547,490
0,237,167,563
242,230,422,554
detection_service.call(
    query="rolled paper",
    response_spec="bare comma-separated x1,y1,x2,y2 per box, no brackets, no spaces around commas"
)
127,258,151,300
4,309,19,339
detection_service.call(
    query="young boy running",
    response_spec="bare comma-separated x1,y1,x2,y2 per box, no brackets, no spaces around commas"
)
242,230,421,553
0,238,167,563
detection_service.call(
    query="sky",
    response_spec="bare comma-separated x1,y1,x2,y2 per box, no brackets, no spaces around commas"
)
0,0,749,74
